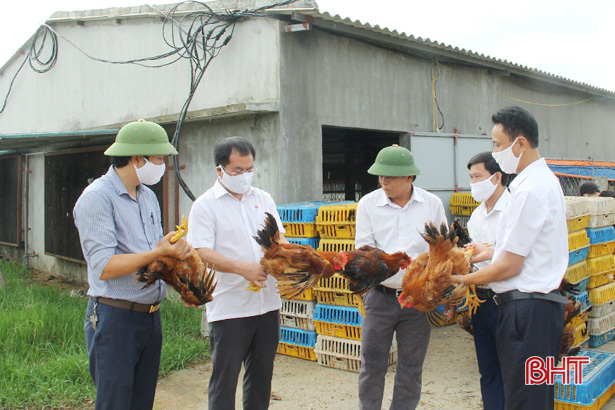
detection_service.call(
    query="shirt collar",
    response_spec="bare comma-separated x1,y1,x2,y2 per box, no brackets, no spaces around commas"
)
107,165,138,198
213,178,254,199
509,158,547,192
376,186,424,209
493,188,511,212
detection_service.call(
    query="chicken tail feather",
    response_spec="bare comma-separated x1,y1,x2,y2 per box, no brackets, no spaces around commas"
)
253,212,280,251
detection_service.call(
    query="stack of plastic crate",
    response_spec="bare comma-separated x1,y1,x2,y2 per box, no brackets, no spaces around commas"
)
583,197,615,348
554,349,615,409
315,202,357,250
564,197,592,347
277,201,323,250
312,274,398,372
275,201,322,360
449,192,481,228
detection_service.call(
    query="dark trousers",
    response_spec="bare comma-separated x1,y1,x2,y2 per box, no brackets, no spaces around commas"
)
358,288,431,410
496,298,565,410
85,298,162,410
471,296,505,410
208,309,280,410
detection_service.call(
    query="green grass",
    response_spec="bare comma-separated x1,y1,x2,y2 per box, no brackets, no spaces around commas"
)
0,260,209,408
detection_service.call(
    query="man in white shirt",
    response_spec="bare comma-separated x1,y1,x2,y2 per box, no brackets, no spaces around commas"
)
452,106,568,409
356,144,447,410
187,137,286,409
465,151,510,410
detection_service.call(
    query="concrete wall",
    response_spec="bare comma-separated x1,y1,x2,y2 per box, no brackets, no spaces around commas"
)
0,17,280,133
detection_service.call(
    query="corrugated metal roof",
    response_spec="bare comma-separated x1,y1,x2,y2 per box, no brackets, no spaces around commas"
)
288,10,615,97
0,129,119,151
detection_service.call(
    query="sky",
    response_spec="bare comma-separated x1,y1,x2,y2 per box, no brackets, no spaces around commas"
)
1,0,614,92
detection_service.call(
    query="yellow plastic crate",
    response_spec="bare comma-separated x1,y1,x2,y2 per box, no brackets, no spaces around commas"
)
315,290,362,308
586,255,615,276
570,309,590,327
587,241,615,259
565,261,589,284
282,222,317,238
567,214,591,233
589,282,615,305
316,203,357,239
317,239,355,252
569,230,591,252
277,342,316,361
314,273,351,292
287,288,315,301
573,322,589,348
314,321,362,340
449,193,480,216
587,270,614,290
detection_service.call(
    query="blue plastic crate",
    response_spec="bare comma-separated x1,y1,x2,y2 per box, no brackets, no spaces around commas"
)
277,202,324,223
286,237,320,249
589,328,615,348
575,291,591,312
313,304,362,326
569,246,589,266
279,327,317,348
570,277,590,294
554,349,615,406
586,226,615,244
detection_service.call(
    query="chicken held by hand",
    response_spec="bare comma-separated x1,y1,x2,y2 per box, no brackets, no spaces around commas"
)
134,215,217,306
252,212,344,299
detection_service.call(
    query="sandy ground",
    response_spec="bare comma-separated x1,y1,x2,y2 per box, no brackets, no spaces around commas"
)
153,326,615,410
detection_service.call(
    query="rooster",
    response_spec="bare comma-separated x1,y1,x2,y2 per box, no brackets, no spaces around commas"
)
252,212,344,299
134,216,217,306
398,222,483,325
558,278,583,359
337,245,411,296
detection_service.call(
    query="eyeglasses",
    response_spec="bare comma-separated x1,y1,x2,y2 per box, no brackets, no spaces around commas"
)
220,165,258,177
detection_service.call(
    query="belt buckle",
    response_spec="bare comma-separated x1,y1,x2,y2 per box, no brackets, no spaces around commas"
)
395,289,402,299
149,304,160,313
492,294,501,306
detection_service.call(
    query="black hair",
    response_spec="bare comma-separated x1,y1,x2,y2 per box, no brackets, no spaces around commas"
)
492,106,539,148
213,136,256,167
112,156,131,168
467,151,507,186
599,190,615,198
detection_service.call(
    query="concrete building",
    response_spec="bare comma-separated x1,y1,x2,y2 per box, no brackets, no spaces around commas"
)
1,0,614,281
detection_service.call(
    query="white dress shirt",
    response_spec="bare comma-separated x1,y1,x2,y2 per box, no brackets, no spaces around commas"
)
187,179,284,322
490,158,568,294
467,189,511,272
355,186,447,289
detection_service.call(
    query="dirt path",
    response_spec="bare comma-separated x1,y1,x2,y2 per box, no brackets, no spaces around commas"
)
154,326,615,409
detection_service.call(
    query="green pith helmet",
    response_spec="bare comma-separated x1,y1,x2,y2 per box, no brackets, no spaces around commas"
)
104,119,178,156
367,144,421,177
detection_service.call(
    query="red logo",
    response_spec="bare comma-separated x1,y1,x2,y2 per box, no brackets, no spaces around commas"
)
525,356,590,385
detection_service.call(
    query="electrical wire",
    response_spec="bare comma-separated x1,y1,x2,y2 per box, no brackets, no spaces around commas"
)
0,0,298,201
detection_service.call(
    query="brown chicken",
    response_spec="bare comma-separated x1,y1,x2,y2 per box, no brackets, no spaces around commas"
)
558,278,583,359
337,245,411,295
398,222,482,324
253,212,344,299
134,216,217,306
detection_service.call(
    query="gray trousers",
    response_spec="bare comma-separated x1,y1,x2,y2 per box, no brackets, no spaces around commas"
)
358,288,431,410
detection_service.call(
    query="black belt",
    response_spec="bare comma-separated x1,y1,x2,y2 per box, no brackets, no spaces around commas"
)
376,285,402,298
95,297,161,313
475,287,496,300
493,290,568,306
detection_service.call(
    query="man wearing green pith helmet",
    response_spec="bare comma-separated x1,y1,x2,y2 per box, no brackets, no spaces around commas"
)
356,144,447,409
73,119,192,410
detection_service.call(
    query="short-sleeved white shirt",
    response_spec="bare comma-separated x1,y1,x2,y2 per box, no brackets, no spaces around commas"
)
355,186,447,289
490,158,568,294
467,189,510,272
187,179,284,322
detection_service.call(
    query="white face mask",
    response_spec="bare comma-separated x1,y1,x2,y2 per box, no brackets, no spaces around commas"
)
492,138,522,174
134,157,166,185
219,167,254,194
470,174,498,202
